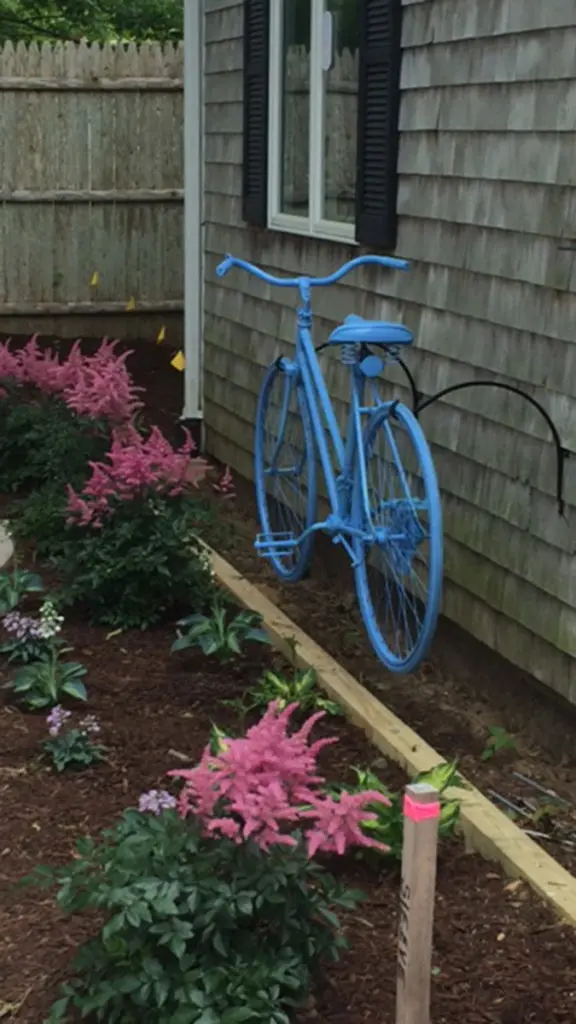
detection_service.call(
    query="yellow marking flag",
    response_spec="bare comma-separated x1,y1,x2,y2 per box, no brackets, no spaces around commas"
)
171,350,185,371
126,296,136,311
90,271,99,287
156,325,166,344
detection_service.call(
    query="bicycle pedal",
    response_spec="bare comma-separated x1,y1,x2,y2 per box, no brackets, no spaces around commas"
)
254,531,296,558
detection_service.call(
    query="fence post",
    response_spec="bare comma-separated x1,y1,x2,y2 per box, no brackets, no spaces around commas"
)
396,782,440,1024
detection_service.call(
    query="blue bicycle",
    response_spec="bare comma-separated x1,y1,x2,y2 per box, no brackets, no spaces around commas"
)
216,254,443,674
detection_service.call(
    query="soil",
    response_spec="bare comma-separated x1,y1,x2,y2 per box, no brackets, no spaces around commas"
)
0,333,575,1023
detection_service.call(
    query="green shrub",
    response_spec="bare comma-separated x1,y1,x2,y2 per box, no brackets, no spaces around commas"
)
56,494,215,630
0,392,109,494
25,702,383,1023
9,482,70,560
27,808,359,1024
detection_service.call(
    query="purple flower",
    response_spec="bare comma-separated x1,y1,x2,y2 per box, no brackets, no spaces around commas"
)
3,611,43,641
138,789,177,816
46,705,72,737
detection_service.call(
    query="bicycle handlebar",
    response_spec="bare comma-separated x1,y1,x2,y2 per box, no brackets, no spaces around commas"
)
215,253,410,286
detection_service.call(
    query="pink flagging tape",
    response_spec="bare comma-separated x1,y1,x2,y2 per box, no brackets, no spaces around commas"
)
403,794,441,822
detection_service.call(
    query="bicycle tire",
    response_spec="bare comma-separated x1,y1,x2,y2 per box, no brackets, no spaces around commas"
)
352,401,443,673
254,359,317,582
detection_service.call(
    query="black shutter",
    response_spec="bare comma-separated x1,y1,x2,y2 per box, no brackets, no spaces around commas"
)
355,0,402,249
242,0,270,226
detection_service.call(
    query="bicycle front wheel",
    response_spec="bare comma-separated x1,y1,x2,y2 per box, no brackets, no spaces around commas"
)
254,359,317,582
353,402,443,673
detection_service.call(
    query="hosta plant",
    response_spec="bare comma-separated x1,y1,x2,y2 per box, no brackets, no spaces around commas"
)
43,706,106,773
0,566,44,615
240,667,341,718
10,650,87,710
326,760,463,860
25,703,388,1023
1,600,65,664
173,598,270,662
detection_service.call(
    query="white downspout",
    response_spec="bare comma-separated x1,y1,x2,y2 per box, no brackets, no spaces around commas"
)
182,0,204,438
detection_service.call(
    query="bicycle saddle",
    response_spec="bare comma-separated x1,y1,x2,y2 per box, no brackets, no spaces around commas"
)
327,314,413,346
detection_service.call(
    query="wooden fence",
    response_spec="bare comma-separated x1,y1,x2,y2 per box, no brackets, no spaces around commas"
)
0,40,184,341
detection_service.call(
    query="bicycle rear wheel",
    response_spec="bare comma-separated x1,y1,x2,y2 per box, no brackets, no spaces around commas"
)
353,402,443,673
254,359,317,581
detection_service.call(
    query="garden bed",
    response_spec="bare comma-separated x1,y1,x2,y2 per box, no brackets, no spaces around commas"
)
1,607,575,1024
106,333,576,880
0,332,574,1024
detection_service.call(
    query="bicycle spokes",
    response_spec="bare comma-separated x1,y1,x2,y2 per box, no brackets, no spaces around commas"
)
354,404,442,672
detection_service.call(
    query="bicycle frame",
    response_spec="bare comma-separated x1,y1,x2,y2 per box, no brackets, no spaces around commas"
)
216,252,411,557
292,309,379,541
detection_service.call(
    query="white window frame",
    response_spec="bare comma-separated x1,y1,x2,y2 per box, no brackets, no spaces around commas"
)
267,0,357,245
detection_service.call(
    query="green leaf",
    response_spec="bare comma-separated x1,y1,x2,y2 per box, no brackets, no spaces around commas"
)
212,932,227,956
227,633,241,655
170,935,186,960
236,894,253,916
171,636,190,653
62,679,88,702
221,1010,257,1023
195,1012,219,1024
245,627,270,644
415,760,461,794
318,906,341,929
46,996,70,1022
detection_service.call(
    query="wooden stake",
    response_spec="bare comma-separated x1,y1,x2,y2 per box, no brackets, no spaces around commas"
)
396,782,440,1024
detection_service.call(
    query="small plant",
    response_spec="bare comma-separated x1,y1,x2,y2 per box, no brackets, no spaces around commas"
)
173,598,270,661
25,704,385,1023
43,706,106,772
480,726,517,761
1,600,65,663
57,426,215,629
10,650,87,709
0,567,43,614
212,464,236,499
241,667,341,717
327,760,463,860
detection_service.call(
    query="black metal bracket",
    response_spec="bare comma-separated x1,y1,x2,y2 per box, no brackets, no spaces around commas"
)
313,340,569,516
413,381,569,517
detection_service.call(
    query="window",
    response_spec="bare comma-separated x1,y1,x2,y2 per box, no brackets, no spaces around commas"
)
242,0,402,249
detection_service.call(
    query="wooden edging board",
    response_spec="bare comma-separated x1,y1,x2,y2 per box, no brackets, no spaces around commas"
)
207,545,576,926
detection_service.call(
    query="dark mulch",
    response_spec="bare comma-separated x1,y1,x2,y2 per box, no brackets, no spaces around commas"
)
1,616,575,1024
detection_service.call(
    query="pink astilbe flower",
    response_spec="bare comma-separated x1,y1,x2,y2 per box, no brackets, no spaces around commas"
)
62,339,143,424
212,465,236,500
0,338,22,392
0,336,142,424
66,424,208,526
13,335,64,393
168,702,390,858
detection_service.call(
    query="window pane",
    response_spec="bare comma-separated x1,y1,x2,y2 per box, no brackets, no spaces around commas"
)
280,0,310,217
323,0,359,224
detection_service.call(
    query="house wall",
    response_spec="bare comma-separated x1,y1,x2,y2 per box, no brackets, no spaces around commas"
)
202,0,576,703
